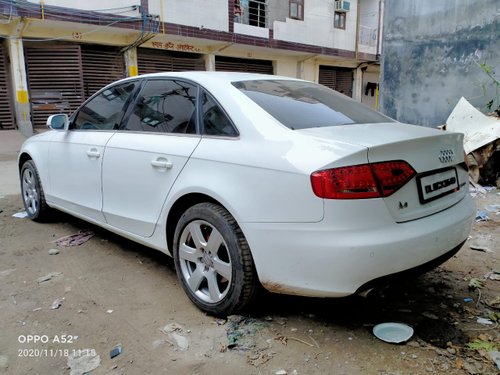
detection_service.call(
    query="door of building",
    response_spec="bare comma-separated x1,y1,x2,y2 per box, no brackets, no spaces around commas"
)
138,49,205,74
215,56,273,74
319,66,353,97
25,44,84,129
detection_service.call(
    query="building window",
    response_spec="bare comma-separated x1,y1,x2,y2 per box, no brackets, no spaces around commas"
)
289,0,304,20
334,11,346,29
249,0,266,28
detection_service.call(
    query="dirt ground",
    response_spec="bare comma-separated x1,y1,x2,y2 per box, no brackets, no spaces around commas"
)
0,189,499,375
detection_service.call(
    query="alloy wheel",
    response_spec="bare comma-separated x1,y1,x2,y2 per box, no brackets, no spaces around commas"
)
178,220,232,304
22,168,39,216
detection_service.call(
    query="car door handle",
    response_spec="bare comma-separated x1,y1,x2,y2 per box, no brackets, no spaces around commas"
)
86,148,100,158
151,158,173,169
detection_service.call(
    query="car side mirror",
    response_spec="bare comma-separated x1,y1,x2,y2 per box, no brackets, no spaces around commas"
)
47,114,69,130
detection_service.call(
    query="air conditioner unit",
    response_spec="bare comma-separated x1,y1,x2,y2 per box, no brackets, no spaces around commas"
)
335,1,350,12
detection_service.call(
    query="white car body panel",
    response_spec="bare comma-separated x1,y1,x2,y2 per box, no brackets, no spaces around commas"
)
48,131,114,222
102,132,201,237
18,72,476,300
243,194,474,296
18,132,54,191
183,136,354,223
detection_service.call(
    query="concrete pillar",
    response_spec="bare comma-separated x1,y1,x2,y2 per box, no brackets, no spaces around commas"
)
274,59,296,78
124,48,138,77
204,54,215,71
297,56,317,82
352,65,363,102
7,36,33,137
296,60,305,79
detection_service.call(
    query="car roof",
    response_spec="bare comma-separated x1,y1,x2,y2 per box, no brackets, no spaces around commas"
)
116,71,301,85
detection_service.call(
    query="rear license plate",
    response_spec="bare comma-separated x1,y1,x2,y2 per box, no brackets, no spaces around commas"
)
417,167,459,204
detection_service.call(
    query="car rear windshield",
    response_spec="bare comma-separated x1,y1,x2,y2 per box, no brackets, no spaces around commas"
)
232,79,393,130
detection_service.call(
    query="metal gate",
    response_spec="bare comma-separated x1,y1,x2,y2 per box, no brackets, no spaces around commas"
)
215,56,273,74
25,44,84,129
137,49,205,74
82,45,125,99
0,41,15,130
319,66,353,97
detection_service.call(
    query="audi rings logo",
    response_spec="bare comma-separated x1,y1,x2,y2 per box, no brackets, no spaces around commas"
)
438,149,455,163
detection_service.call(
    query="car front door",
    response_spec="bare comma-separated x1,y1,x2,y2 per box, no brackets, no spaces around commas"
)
48,81,139,222
102,79,201,237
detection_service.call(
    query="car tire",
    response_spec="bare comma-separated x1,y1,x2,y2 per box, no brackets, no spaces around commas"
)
20,160,50,222
173,202,258,316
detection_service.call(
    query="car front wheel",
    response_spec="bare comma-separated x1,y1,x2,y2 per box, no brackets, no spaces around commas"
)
20,160,50,221
173,203,258,316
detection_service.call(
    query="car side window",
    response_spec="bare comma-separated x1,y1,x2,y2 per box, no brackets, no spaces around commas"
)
201,91,238,137
124,79,197,134
72,81,137,130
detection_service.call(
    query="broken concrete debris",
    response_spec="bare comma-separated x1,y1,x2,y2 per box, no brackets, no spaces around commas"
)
445,97,500,186
0,355,8,369
0,268,16,278
485,204,500,214
485,270,500,281
36,272,62,283
159,322,189,351
67,349,100,375
12,211,28,218
50,298,64,310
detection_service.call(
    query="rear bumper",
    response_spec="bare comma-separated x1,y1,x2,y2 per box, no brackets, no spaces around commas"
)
242,195,475,297
355,240,464,294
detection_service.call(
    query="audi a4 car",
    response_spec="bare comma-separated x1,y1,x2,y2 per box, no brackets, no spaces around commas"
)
19,72,475,315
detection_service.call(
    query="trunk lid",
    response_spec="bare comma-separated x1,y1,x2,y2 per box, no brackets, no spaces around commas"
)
298,123,468,222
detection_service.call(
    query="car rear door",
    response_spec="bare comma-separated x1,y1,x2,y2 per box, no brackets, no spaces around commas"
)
48,80,139,222
101,78,201,237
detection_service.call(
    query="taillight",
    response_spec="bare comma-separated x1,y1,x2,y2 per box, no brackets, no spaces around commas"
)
311,160,416,199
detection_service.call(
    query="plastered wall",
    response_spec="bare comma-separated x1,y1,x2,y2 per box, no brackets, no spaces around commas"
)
380,0,500,126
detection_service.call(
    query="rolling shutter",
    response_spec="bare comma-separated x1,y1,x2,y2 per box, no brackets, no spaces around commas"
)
215,56,273,74
0,41,15,130
25,44,84,129
319,66,353,97
137,49,205,74
82,45,125,99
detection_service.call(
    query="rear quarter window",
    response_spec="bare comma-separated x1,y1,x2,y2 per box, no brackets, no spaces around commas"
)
232,79,393,130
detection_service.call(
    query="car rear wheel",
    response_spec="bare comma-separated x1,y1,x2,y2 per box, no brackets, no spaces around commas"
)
173,203,258,316
20,160,50,222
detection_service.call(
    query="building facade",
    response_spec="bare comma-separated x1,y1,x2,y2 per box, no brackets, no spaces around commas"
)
0,0,383,134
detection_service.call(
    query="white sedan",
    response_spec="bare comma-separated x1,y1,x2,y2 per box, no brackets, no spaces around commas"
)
19,72,475,315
